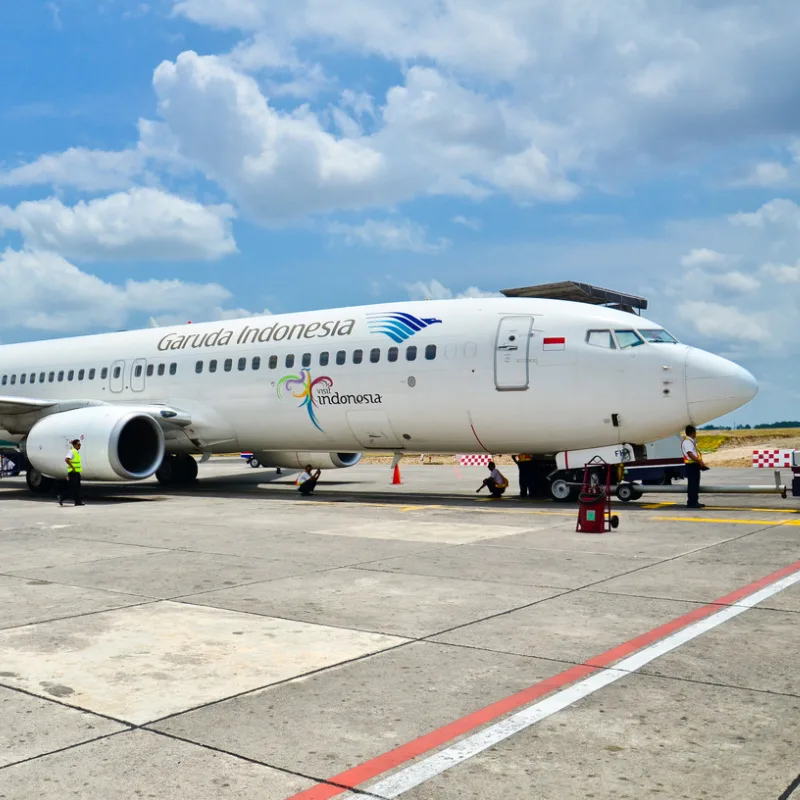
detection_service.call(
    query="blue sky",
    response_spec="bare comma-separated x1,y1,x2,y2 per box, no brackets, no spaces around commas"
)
1,0,800,423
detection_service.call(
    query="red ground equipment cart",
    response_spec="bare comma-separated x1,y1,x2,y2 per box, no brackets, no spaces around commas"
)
576,457,620,533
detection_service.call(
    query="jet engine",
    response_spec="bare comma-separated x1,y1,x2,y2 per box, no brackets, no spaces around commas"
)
25,406,165,481
253,451,362,470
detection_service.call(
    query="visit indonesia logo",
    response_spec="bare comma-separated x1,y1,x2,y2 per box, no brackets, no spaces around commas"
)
277,370,383,432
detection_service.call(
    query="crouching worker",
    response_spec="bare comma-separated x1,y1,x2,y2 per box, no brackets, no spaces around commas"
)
477,461,509,498
297,465,321,496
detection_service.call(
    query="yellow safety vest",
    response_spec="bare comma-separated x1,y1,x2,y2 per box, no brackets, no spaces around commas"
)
68,448,82,474
682,436,699,465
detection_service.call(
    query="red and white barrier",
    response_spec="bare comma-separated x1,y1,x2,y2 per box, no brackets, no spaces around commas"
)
752,449,795,468
457,454,492,466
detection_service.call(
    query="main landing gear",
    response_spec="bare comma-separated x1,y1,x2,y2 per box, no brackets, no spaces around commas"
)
26,467,55,494
156,454,199,486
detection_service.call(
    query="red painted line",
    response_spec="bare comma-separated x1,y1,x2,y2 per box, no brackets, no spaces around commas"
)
543,337,566,345
286,559,800,800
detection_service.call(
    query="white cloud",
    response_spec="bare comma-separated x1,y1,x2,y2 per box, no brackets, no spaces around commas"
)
732,161,790,188
0,188,236,261
328,218,448,252
451,215,482,230
0,147,144,192
680,248,727,269
730,198,800,230
405,278,500,301
0,249,234,333
761,260,800,284
678,301,770,344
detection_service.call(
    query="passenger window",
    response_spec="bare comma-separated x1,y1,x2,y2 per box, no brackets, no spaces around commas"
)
77,369,84,380
370,348,380,363
209,360,217,373
157,364,165,376
88,369,96,380
445,343,457,359
113,367,121,379
29,374,36,384
68,370,75,381
425,344,437,360
285,354,295,368
252,356,261,371
58,372,64,382
302,353,311,368
224,359,232,372
319,351,329,367
615,330,645,349
336,350,346,365
134,365,142,378
195,361,203,374
353,349,363,364
268,355,278,370
146,365,153,377
49,372,55,382
101,367,108,379
10,375,16,385
406,345,417,361
20,374,26,385
169,363,177,375
586,330,615,349
388,347,398,362
238,357,246,371
1,376,6,386
39,372,46,383
465,342,477,358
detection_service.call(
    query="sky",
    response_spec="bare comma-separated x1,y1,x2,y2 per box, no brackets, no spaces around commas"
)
1,0,799,424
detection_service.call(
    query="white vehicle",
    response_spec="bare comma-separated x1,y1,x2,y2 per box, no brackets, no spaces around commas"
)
0,298,757,494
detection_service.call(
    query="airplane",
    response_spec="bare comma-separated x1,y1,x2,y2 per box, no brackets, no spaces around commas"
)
0,297,757,495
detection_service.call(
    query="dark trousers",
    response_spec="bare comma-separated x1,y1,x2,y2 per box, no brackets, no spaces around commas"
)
298,478,318,496
517,464,533,496
686,463,701,505
59,472,82,505
483,478,506,498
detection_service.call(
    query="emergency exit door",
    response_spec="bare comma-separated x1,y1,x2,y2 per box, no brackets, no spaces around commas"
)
131,359,147,392
494,316,533,391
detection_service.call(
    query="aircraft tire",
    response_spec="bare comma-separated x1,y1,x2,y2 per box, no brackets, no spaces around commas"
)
179,454,199,483
616,483,642,503
26,467,54,494
156,455,179,486
549,477,577,503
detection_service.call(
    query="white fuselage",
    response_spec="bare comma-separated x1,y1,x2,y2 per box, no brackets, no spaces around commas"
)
0,298,757,456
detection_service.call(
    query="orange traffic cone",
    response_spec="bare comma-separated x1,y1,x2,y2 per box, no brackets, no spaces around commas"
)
392,464,402,485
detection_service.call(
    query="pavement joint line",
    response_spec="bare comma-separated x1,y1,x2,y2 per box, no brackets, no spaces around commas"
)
283,559,800,800
779,773,800,800
426,639,800,701
0,730,130,773
584,587,800,614
0,598,161,633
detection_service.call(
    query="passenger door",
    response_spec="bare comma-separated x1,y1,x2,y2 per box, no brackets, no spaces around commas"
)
109,360,125,393
494,316,533,391
131,359,147,393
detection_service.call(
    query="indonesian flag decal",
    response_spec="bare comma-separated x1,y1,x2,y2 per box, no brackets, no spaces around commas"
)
543,336,566,351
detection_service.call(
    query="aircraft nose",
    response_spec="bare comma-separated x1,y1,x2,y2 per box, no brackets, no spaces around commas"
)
685,348,758,424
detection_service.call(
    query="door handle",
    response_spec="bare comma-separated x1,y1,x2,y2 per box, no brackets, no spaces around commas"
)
497,345,518,351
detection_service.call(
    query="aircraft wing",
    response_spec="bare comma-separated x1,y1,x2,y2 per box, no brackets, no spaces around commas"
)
0,395,60,415
0,396,193,427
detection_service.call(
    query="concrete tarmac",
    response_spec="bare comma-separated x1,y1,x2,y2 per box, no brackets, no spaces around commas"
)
0,459,798,799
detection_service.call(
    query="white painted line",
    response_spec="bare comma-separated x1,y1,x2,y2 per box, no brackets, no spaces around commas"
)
368,570,800,798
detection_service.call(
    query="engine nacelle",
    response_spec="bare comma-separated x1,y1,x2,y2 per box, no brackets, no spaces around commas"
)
26,407,166,481
253,451,362,470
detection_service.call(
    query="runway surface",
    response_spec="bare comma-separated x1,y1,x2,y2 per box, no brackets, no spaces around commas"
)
0,460,798,799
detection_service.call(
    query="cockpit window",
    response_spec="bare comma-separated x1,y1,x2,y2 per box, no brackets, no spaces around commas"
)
586,330,616,349
638,328,678,344
614,330,645,349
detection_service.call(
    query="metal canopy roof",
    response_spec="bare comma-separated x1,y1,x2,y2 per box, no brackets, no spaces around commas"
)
500,280,648,314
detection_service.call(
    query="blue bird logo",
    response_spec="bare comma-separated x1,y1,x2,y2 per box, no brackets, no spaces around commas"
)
366,312,443,343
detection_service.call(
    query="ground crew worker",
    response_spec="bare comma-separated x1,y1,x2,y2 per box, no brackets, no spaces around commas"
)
512,453,534,498
297,464,321,497
681,425,708,509
58,439,84,507
477,461,509,498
